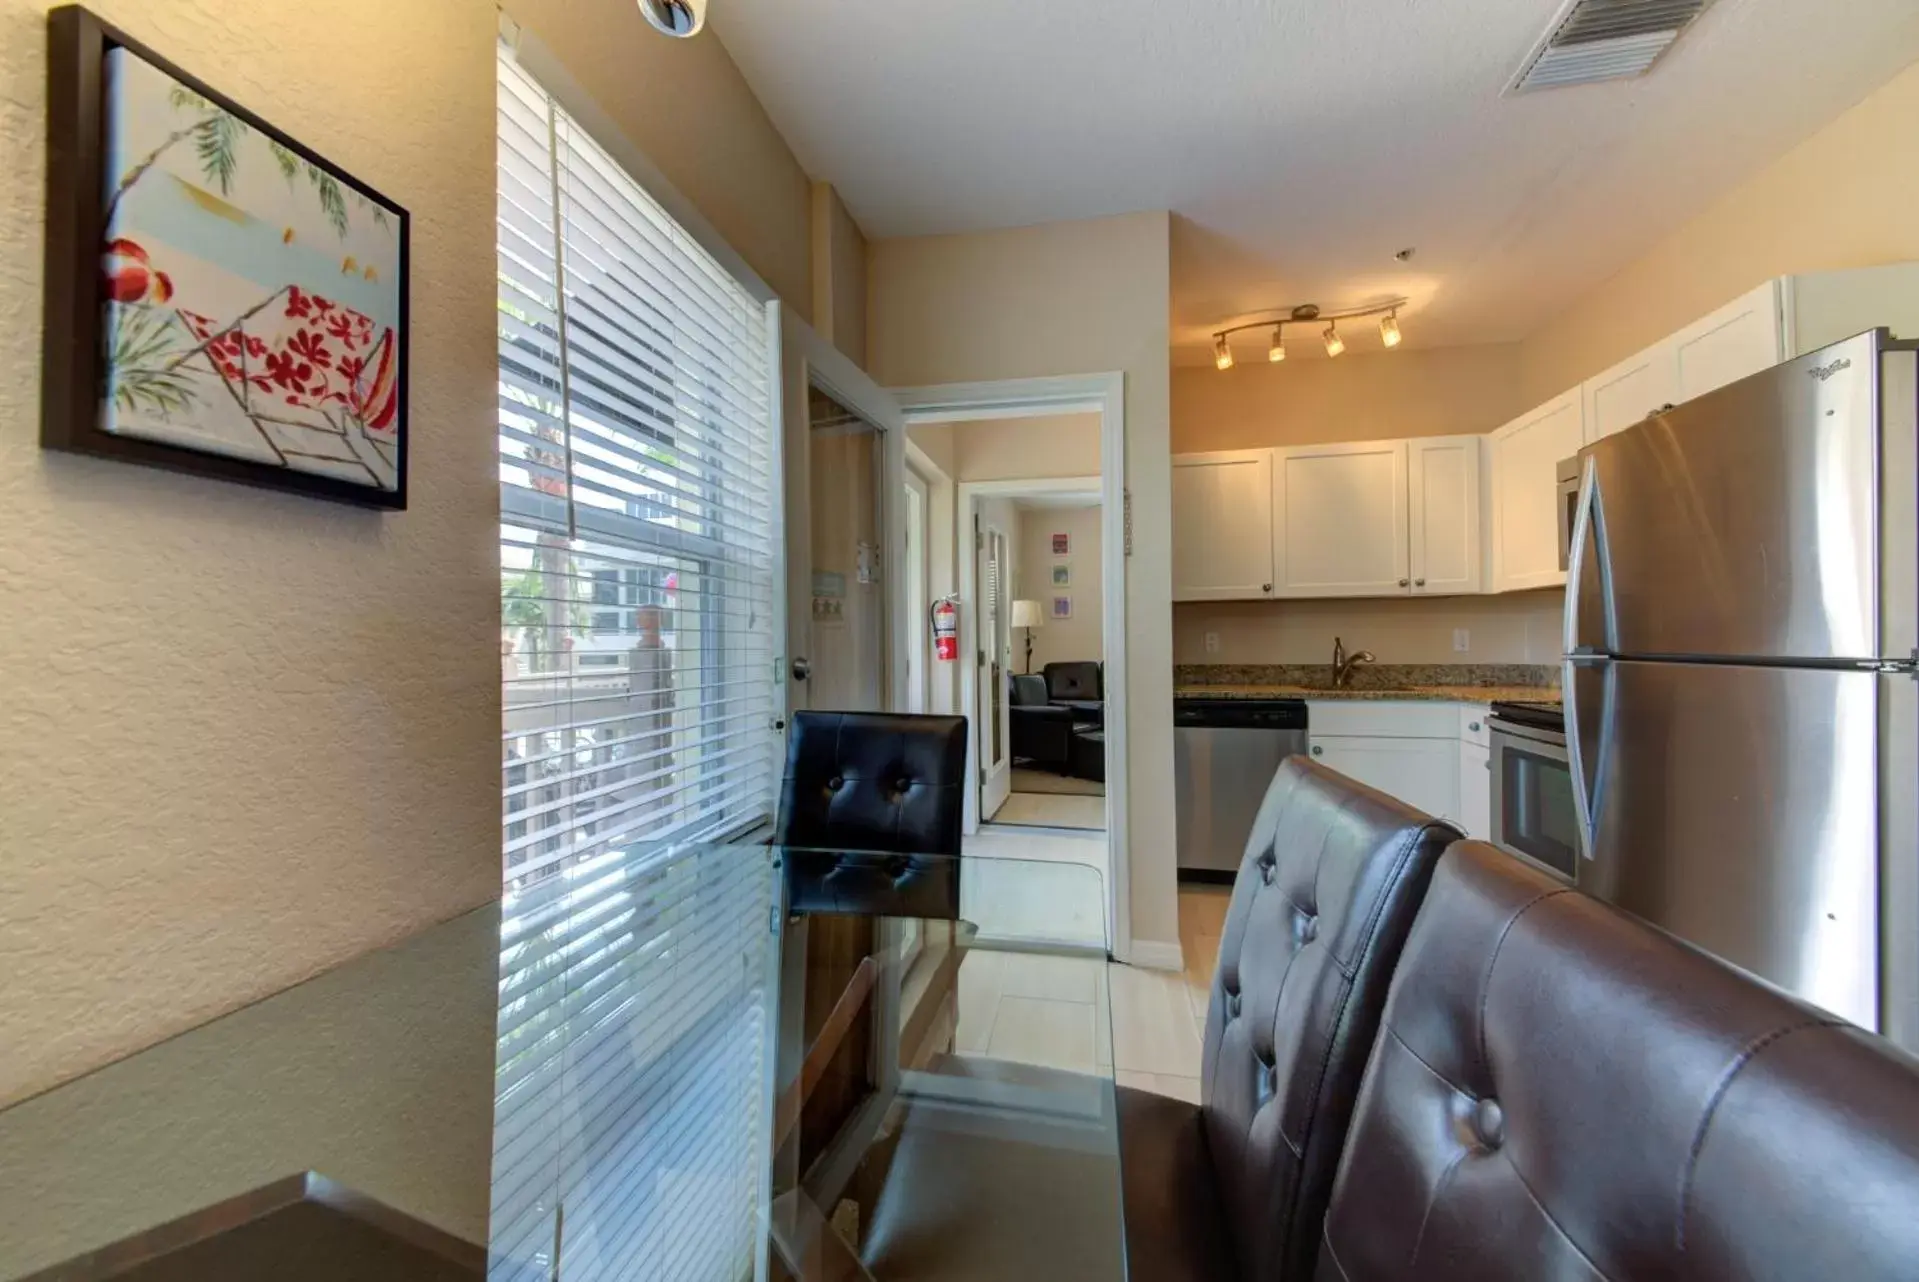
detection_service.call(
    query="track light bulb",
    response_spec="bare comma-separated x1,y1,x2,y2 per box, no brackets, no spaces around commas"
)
1322,323,1345,358
1380,310,1402,349
1214,334,1234,371
1268,326,1286,362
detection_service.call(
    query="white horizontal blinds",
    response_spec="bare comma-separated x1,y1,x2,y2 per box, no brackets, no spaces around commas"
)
497,50,777,891
489,843,776,1282
491,48,779,1282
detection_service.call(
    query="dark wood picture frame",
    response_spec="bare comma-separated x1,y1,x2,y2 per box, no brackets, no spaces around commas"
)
42,4,411,510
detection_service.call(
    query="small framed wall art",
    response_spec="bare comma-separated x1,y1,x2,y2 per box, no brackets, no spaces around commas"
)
1051,562,1071,587
1050,531,1071,556
1050,595,1072,620
43,6,410,508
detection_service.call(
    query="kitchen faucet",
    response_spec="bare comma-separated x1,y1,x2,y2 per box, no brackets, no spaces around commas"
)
1332,636,1375,688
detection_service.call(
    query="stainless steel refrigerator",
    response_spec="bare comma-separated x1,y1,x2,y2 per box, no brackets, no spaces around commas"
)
1564,329,1917,1051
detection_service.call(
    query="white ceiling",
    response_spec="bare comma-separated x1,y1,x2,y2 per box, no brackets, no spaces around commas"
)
712,0,1919,360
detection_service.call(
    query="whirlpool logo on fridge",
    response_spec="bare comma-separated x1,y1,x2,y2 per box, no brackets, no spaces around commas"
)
1808,357,1854,382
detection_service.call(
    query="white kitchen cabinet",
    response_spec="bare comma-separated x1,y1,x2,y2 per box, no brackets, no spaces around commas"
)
1487,389,1583,593
1171,450,1276,601
1582,340,1679,444
1458,741,1491,840
1671,281,1783,404
1407,435,1483,596
1308,734,1460,823
1273,440,1409,597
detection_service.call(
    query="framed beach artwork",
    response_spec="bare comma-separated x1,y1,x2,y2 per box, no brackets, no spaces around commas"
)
43,6,409,508
1051,562,1071,587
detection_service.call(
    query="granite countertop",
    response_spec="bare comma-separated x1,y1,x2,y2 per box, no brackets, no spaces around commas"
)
1174,683,1561,705
1173,663,1562,706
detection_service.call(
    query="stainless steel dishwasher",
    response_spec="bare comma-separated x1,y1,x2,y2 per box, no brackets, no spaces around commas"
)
1174,697,1310,875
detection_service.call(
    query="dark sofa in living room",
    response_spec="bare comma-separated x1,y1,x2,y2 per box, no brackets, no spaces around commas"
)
1009,664,1104,781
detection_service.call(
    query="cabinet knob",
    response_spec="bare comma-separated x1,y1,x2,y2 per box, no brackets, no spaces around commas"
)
1310,745,1323,757
1469,721,1481,732
1262,583,1272,593
1398,578,1410,588
1415,577,1426,587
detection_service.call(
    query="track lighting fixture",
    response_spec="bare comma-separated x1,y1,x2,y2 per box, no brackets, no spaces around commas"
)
1204,298,1407,370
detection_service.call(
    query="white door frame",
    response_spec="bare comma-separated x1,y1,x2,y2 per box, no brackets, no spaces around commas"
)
902,467,932,713
892,373,1132,964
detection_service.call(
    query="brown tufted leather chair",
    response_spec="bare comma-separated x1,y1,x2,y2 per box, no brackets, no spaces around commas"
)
1319,840,1919,1282
1120,757,1461,1282
775,711,968,919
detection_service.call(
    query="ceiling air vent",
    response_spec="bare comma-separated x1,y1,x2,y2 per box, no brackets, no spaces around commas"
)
1509,0,1715,93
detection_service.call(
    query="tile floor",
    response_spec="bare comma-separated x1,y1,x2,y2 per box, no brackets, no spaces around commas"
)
990,791,1106,831
960,824,1108,950
955,881,1234,1104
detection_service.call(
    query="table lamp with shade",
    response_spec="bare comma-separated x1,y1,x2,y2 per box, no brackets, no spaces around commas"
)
1010,599,1045,674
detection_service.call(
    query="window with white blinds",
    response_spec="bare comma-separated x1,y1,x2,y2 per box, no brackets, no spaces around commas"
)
496,51,777,890
491,48,780,1282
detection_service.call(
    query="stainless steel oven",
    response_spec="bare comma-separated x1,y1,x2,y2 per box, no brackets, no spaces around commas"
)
1489,702,1579,883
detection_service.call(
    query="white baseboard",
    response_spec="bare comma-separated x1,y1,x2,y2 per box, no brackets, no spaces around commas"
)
1125,938,1185,972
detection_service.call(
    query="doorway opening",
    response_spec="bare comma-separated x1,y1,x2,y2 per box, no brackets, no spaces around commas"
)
998,492,1106,832
893,373,1131,961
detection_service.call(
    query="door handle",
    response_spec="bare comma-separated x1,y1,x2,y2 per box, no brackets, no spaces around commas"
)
1563,657,1604,863
1563,457,1613,657
791,657,811,682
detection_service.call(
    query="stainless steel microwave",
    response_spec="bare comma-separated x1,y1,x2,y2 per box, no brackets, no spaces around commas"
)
1556,454,1582,573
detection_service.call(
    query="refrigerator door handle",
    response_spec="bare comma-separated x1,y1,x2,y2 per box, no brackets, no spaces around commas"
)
1563,455,1610,657
1564,656,1603,863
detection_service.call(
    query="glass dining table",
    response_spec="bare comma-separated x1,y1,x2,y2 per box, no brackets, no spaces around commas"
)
763,841,1126,1282
0,835,1126,1282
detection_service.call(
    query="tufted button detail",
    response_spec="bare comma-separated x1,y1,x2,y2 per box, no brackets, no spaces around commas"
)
1261,861,1275,885
1299,914,1319,944
827,776,844,791
1228,992,1242,1019
1473,1098,1505,1150
896,777,913,791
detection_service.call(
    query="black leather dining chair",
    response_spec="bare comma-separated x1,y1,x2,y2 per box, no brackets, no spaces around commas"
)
774,710,968,918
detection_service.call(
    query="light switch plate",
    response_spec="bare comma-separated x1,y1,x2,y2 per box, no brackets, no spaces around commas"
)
1452,628,1470,653
1204,631,1221,654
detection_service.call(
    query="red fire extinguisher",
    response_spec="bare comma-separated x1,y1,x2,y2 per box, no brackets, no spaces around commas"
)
932,596,960,662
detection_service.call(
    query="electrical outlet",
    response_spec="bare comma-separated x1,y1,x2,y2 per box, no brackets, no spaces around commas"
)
1204,631,1221,655
1453,628,1470,653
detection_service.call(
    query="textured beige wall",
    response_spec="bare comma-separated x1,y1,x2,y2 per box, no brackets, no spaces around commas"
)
0,0,499,1108
912,412,1101,481
510,0,813,312
1175,591,1564,667
828,185,868,366
868,211,1178,952
1018,506,1103,669
1518,56,1919,405
1173,343,1526,453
